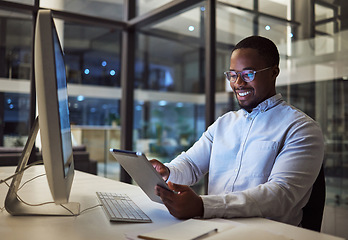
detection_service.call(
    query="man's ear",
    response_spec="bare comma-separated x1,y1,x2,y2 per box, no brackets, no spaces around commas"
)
272,66,280,79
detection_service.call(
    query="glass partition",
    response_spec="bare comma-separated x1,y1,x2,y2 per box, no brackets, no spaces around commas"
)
218,0,254,10
0,10,33,147
134,100,204,161
4,0,34,5
57,21,122,87
69,96,121,179
58,21,122,178
0,11,33,80
40,0,124,20
216,4,254,46
136,5,205,93
259,0,290,19
136,0,173,16
134,4,206,193
1,93,31,147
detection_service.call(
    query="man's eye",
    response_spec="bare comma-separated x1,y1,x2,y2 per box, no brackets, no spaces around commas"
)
242,71,254,79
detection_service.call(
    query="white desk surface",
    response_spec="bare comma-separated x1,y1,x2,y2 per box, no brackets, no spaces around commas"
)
0,166,344,240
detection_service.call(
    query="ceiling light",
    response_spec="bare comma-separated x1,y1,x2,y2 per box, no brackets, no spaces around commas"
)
110,70,116,76
159,100,167,106
176,102,184,108
77,95,85,102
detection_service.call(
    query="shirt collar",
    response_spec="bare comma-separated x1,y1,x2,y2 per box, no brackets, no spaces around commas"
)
242,93,283,114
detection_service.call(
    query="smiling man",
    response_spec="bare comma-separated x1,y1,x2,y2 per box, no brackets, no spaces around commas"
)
228,37,279,112
151,36,324,227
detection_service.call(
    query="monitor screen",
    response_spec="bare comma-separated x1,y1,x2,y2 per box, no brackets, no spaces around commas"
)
53,27,73,177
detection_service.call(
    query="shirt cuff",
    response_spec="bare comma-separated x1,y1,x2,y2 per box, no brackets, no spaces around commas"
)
164,163,175,183
201,195,225,218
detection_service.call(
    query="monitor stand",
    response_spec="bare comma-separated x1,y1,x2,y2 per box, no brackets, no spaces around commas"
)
5,116,80,216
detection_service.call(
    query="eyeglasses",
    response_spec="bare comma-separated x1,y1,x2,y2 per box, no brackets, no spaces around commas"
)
224,66,272,83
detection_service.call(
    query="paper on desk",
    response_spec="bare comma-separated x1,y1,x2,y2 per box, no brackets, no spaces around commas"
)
204,225,292,240
137,219,233,240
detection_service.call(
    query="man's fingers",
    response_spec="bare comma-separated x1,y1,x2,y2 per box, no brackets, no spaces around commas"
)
155,183,203,219
155,185,174,204
168,181,189,193
150,159,169,181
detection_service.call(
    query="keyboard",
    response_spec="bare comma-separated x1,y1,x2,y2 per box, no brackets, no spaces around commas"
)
96,192,152,223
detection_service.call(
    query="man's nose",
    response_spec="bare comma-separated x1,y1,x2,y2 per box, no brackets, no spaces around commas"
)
233,73,246,87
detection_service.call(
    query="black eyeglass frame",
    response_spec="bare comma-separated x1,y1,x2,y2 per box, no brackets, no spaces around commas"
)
224,66,272,83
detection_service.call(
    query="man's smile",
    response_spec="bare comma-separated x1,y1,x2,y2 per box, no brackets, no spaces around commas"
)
235,89,253,99
237,90,252,97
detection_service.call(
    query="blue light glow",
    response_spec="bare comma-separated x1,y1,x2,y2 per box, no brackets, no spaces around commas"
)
188,26,195,32
110,70,116,76
77,95,85,102
159,100,167,106
176,102,184,108
265,25,271,31
102,61,107,67
84,68,90,75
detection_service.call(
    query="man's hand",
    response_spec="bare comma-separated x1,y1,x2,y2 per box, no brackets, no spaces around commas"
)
155,181,204,219
150,159,170,181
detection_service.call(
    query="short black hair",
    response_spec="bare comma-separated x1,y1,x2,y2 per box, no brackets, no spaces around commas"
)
232,36,279,67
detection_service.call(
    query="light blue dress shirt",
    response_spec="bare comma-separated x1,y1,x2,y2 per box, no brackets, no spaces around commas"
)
165,94,324,226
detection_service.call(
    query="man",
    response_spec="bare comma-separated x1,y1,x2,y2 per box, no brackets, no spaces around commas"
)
151,36,324,226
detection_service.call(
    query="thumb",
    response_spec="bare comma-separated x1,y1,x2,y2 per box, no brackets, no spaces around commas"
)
168,181,189,193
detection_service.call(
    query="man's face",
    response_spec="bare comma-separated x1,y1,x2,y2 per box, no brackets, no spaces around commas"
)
229,48,279,112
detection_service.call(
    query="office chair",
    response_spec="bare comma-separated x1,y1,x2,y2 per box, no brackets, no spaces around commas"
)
301,165,326,232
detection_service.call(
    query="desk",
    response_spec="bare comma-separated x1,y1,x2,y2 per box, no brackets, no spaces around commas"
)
0,166,344,240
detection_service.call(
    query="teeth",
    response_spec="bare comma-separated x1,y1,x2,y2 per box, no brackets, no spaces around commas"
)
238,91,251,97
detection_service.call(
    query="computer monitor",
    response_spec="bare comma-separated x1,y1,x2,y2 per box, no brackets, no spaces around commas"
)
5,9,80,216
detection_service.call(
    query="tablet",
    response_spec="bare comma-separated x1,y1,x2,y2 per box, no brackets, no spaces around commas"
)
109,149,170,203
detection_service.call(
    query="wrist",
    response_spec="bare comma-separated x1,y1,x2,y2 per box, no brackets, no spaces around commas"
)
165,166,170,181
193,196,204,218
198,196,204,217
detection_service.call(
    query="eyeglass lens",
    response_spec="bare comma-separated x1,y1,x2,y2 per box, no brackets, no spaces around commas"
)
228,70,255,82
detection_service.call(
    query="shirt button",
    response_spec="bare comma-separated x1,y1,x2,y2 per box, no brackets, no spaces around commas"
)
248,117,252,121
234,169,238,172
